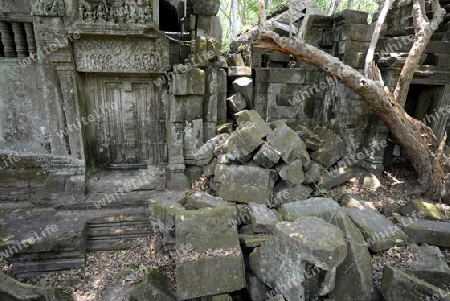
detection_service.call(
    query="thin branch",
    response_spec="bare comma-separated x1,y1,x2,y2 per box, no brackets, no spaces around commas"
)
364,0,393,78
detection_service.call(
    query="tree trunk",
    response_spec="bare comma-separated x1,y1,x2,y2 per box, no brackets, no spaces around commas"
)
254,0,448,201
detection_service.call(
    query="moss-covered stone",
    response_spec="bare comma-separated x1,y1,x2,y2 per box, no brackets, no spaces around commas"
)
176,255,246,300
400,199,446,221
129,268,177,301
381,264,450,301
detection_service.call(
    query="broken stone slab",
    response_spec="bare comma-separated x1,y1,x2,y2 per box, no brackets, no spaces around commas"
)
184,192,231,210
227,92,247,113
236,110,272,138
249,202,280,234
174,206,239,253
310,126,345,168
407,244,450,291
228,66,252,77
214,164,276,204
345,201,408,252
217,126,265,163
129,268,177,301
249,218,347,300
273,181,312,205
276,159,304,186
176,254,246,300
279,197,374,301
320,166,360,189
266,122,308,164
0,271,73,301
148,196,185,246
395,216,450,248
203,157,217,176
233,77,254,109
253,143,280,169
195,133,229,165
380,264,450,301
400,199,446,221
227,54,246,66
303,161,325,184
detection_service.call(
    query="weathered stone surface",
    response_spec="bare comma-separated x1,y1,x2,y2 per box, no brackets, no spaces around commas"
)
249,218,347,300
246,272,273,301
320,166,360,189
176,255,246,300
400,199,446,221
148,196,185,245
395,216,450,248
196,16,223,46
217,126,265,163
249,202,280,234
381,264,450,301
190,0,220,15
268,295,286,301
215,164,276,204
345,202,408,252
407,244,450,291
184,192,230,210
273,181,312,204
266,122,307,164
203,157,218,176
279,197,340,221
175,206,239,252
280,198,374,301
303,161,324,184
236,110,272,138
171,67,205,95
228,66,252,77
233,77,254,108
195,134,229,165
310,126,345,168
129,268,177,301
227,92,247,113
0,271,73,301
276,159,304,186
253,143,280,168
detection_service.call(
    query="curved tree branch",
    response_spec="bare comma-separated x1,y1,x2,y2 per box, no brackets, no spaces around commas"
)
392,0,445,106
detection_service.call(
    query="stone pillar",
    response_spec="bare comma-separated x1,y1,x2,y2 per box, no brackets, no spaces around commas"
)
11,22,27,57
23,23,36,55
0,21,15,57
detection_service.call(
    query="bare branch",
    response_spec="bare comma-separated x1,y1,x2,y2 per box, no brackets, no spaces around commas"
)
364,0,393,78
393,0,445,106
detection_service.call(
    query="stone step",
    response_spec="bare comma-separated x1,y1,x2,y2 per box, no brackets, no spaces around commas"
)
12,251,86,279
86,216,153,251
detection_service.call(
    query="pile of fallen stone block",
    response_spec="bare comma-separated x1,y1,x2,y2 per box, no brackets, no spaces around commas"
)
194,110,348,204
142,187,450,301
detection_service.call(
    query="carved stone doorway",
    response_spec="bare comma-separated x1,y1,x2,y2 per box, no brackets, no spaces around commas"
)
85,76,167,169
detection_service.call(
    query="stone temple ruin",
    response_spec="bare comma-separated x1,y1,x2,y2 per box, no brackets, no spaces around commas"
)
0,0,450,300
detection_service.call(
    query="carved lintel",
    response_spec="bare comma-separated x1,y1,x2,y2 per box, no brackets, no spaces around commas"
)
73,37,169,73
78,0,153,25
33,0,65,17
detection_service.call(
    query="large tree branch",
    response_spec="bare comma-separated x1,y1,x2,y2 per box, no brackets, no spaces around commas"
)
255,31,446,197
392,0,445,106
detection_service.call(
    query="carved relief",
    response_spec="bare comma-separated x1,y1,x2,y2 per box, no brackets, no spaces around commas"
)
34,0,65,16
78,0,152,25
74,38,168,73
